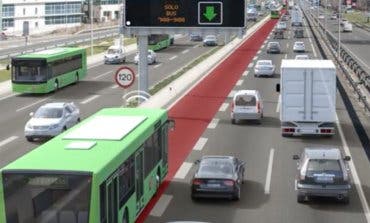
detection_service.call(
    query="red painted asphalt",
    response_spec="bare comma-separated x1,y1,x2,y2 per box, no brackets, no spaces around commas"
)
136,18,278,223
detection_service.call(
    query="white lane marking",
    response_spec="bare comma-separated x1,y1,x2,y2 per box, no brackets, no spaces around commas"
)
294,179,297,191
309,38,318,58
257,50,262,55
93,71,112,80
243,70,249,76
154,63,163,69
193,138,208,151
336,114,370,222
80,95,100,104
150,194,173,217
261,44,266,48
228,90,236,98
169,55,177,60
111,85,119,89
16,97,50,112
182,49,190,54
219,102,229,112
207,118,220,129
276,94,281,113
0,93,19,101
264,148,275,194
284,54,288,59
248,62,254,68
264,40,267,44
236,79,244,86
193,45,199,48
0,136,18,151
253,56,258,61
174,162,193,179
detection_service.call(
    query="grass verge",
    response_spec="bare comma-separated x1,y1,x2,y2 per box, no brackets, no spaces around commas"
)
344,11,370,26
0,69,10,82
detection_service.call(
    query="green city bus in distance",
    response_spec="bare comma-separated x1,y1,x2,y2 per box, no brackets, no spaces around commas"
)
270,10,280,19
148,34,173,51
11,47,87,94
0,107,172,223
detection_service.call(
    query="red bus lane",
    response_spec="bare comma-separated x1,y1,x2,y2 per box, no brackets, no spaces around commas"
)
137,19,278,223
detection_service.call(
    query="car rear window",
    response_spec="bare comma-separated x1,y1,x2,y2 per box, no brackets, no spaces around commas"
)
258,61,271,66
235,94,256,106
307,159,341,172
199,160,234,175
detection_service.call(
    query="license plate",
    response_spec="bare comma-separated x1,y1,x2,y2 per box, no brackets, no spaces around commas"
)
207,183,221,188
300,129,315,134
314,174,334,183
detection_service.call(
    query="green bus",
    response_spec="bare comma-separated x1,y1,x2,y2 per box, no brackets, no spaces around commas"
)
148,34,174,51
11,47,87,94
0,107,173,223
270,9,280,19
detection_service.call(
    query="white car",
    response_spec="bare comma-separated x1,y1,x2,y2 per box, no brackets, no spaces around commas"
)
203,35,218,46
24,102,80,141
231,90,263,124
318,14,325,19
342,22,353,32
277,21,287,30
104,45,126,64
134,50,157,64
295,54,309,59
254,60,275,77
293,41,305,52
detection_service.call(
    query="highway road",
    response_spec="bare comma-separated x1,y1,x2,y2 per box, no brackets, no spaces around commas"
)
141,16,370,223
309,7,370,75
0,34,221,167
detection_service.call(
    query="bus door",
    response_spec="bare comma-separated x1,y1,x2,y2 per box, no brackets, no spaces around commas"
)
135,148,145,213
106,175,118,223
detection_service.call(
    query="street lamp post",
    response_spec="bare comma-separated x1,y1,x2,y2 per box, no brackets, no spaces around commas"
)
90,0,94,56
338,1,341,58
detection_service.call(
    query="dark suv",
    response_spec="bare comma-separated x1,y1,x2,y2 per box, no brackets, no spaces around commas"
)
293,148,351,203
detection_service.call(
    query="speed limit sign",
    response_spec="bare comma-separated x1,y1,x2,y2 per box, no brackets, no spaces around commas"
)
115,66,135,89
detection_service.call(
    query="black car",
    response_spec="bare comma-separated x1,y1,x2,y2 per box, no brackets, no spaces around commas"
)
191,156,245,200
294,28,304,38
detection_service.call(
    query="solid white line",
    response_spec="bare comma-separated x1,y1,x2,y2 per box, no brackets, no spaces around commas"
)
253,56,258,61
228,90,236,98
236,79,244,86
169,55,177,60
154,63,163,69
193,45,199,48
336,114,370,222
219,102,229,112
93,71,112,80
182,49,190,54
264,148,275,194
174,162,193,179
111,85,119,89
80,95,100,104
207,118,220,129
257,50,262,55
261,44,266,48
16,97,50,112
276,94,281,113
0,136,18,151
243,70,249,76
150,194,173,217
248,62,254,68
193,138,208,151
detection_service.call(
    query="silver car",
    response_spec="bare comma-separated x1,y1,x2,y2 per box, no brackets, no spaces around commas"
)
203,35,218,46
254,60,275,77
134,49,157,64
293,148,351,204
293,41,305,52
24,102,80,141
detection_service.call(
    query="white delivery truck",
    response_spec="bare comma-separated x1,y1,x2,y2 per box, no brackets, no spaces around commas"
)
291,9,303,26
276,60,337,137
247,8,258,21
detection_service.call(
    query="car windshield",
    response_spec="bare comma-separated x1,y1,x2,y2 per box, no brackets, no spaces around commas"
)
34,107,63,119
258,61,271,66
269,43,279,47
199,159,234,176
235,94,256,106
107,49,120,54
206,36,216,40
307,159,341,172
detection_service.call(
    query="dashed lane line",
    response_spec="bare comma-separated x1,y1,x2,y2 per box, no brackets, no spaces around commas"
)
0,136,19,151
182,49,190,54
93,71,112,80
207,118,220,129
193,138,208,151
174,162,193,179
169,55,178,61
149,194,173,217
154,63,163,69
219,103,229,112
236,79,244,86
80,95,100,104
264,148,275,194
16,97,50,112
243,70,249,76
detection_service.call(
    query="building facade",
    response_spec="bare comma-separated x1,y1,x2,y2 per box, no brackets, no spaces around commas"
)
2,0,83,36
82,0,122,23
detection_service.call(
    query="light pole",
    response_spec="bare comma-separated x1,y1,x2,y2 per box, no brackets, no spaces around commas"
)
90,0,94,56
338,1,341,58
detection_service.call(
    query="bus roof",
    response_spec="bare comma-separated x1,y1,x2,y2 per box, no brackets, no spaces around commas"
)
15,47,85,61
2,108,167,174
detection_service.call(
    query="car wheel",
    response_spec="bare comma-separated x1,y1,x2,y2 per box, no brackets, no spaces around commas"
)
26,136,34,142
231,119,236,124
62,126,67,132
341,196,349,204
233,187,241,201
77,117,81,123
297,194,305,203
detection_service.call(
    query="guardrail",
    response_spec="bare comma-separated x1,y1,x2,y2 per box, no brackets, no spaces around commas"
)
303,9,370,112
0,29,118,61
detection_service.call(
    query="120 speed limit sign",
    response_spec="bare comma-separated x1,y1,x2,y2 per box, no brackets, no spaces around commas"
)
115,66,135,89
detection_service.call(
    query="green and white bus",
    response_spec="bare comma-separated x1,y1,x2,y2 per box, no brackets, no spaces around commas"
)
11,47,87,94
270,9,280,19
148,35,173,51
0,107,172,223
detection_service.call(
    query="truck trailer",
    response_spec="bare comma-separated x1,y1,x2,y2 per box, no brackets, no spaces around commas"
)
276,60,337,136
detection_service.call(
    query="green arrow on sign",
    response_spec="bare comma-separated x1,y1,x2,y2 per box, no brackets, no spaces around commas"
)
203,6,217,21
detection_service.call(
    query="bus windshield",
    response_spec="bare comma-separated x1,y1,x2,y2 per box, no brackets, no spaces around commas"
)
12,59,48,83
2,171,92,223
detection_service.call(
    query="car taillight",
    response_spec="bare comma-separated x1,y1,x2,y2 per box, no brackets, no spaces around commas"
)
224,180,235,186
256,101,261,113
192,179,203,185
320,129,333,134
283,128,295,133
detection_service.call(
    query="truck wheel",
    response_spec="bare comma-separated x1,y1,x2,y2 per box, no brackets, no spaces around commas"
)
231,119,236,124
341,196,349,204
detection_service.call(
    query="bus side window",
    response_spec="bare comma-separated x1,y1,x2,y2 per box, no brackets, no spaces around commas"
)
99,184,107,223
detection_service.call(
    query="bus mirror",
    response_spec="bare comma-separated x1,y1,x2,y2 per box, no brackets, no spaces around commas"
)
276,83,280,92
168,119,175,131
6,64,10,70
